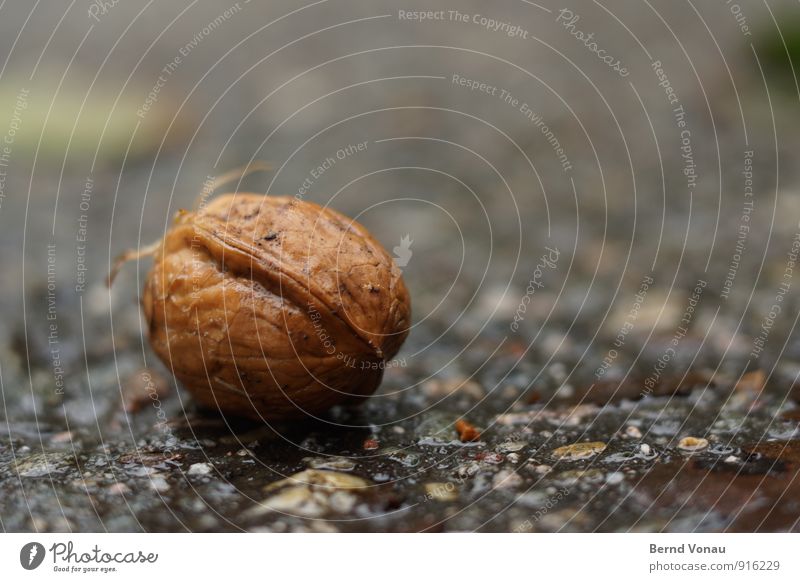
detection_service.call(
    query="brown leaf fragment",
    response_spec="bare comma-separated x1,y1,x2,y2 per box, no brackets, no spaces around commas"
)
455,419,481,442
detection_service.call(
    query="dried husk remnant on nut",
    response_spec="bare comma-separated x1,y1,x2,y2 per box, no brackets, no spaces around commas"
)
141,193,411,420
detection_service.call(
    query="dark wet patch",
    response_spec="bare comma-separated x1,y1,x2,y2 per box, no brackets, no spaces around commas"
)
633,442,800,532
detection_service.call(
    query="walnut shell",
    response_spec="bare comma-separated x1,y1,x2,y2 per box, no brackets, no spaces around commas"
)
142,193,411,420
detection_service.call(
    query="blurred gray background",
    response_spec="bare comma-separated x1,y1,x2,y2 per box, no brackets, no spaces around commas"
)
2,0,800,532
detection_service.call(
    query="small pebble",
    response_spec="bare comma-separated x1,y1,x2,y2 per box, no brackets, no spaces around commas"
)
477,452,504,464
606,472,625,485
107,482,131,495
552,441,606,460
251,486,324,518
640,443,652,455
248,469,370,518
677,437,709,452
424,482,458,501
555,384,575,398
304,456,357,472
549,363,567,382
502,385,518,399
266,470,368,492
150,476,170,492
492,469,523,489
625,426,642,439
724,455,740,464
497,440,526,453
328,491,357,513
51,431,74,444
455,461,481,479
187,462,213,476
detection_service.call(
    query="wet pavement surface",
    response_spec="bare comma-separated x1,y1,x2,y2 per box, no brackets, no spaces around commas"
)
2,0,800,531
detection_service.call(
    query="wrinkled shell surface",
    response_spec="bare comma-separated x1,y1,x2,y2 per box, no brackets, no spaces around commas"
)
142,193,411,420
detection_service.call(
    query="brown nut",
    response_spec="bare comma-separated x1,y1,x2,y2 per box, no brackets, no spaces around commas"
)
141,193,411,420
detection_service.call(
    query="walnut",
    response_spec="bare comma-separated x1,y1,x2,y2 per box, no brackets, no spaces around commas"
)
139,193,411,420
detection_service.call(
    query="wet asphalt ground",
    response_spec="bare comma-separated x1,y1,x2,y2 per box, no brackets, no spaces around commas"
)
2,0,800,531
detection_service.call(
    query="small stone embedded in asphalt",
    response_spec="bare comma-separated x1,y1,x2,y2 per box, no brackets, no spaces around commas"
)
677,437,709,452
424,482,459,501
553,469,605,486
50,431,74,444
249,470,371,519
455,461,482,479
386,448,421,467
492,469,523,489
264,470,369,492
552,442,607,460
328,491,358,513
476,452,504,464
251,486,328,518
107,483,131,495
14,453,73,478
497,440,526,453
625,426,643,439
304,456,357,472
187,462,213,476
150,476,169,492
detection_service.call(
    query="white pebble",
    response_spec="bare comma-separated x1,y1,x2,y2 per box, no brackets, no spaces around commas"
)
187,462,213,476
625,426,642,439
556,384,575,398
549,363,567,382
